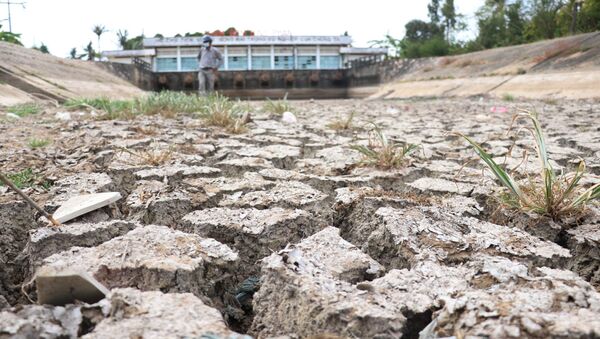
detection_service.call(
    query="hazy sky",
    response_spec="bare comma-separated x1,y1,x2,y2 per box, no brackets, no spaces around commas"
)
6,0,482,58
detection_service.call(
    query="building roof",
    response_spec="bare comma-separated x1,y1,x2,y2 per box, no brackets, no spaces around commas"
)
101,49,156,57
340,47,388,55
143,35,353,47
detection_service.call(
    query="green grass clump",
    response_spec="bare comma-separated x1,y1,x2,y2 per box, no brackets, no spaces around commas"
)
457,110,599,220
28,138,50,149
328,111,355,131
8,103,41,117
502,93,515,102
1,168,51,189
198,93,248,134
263,93,293,115
351,124,418,169
64,91,206,120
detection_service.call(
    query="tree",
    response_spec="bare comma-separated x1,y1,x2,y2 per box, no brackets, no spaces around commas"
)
69,47,78,59
441,0,458,41
92,24,108,52
578,0,600,32
428,0,442,23
243,30,255,36
404,19,443,42
224,27,239,36
475,0,508,49
506,0,527,44
527,0,563,40
117,29,128,49
0,24,22,45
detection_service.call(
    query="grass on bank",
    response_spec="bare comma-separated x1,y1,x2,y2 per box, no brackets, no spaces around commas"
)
351,123,418,169
457,110,600,220
65,92,249,133
8,103,41,117
0,168,52,190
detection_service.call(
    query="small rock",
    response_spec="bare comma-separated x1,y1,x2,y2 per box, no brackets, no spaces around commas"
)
281,111,297,124
55,112,72,121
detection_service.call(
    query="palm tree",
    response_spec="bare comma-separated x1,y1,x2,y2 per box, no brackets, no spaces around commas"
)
92,25,108,52
116,29,128,49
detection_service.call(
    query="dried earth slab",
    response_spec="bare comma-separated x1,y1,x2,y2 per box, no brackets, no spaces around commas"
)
180,207,317,274
84,288,251,339
424,266,600,338
219,181,331,221
36,225,239,300
343,204,571,270
24,220,140,268
125,180,208,225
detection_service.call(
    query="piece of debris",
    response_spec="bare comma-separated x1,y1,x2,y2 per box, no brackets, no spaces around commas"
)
53,192,121,223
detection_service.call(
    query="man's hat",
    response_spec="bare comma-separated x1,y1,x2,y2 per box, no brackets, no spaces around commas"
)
203,36,213,43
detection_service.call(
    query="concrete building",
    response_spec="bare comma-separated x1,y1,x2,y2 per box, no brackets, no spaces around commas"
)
103,35,387,72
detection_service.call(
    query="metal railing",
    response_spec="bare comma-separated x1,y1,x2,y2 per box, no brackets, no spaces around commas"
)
132,57,152,72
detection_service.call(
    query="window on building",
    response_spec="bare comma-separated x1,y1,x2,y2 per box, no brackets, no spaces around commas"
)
274,55,294,70
252,56,271,70
181,57,198,71
297,56,317,69
320,56,341,69
228,56,248,70
156,57,177,72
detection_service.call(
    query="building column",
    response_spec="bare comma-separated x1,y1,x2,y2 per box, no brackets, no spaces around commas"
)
176,46,181,71
294,46,298,69
270,45,275,70
248,46,252,70
316,45,321,69
224,46,229,70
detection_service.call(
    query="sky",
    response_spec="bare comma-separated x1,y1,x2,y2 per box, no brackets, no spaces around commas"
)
5,0,483,58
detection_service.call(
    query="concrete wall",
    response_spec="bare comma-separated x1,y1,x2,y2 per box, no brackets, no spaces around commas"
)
95,62,156,91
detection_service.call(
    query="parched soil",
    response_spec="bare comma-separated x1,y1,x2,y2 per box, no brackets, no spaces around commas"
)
1,97,599,338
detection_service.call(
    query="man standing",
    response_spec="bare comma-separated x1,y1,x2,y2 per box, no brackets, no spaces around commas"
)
197,36,223,95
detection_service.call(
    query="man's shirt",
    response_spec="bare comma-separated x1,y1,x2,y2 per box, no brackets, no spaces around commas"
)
198,47,223,69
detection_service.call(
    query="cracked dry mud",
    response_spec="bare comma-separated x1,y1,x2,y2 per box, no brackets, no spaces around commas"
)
1,97,599,338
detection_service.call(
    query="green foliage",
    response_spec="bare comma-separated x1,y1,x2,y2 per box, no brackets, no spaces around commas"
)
502,93,515,101
351,124,418,169
458,110,600,220
32,43,50,54
263,94,293,115
1,168,51,190
8,103,40,117
28,138,50,149
401,36,450,58
0,24,22,45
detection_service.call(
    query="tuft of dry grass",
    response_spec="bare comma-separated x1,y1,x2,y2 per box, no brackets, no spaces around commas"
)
120,147,174,166
198,93,248,134
351,123,418,169
328,111,355,131
457,110,599,220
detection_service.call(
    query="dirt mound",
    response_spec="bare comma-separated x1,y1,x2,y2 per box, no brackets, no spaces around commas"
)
0,42,143,105
373,32,600,100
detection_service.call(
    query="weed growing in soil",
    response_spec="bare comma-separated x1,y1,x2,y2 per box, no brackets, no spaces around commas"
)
28,138,50,149
8,103,41,117
263,93,293,115
328,111,355,131
198,93,248,134
0,168,51,189
120,147,174,166
457,110,600,220
351,123,418,169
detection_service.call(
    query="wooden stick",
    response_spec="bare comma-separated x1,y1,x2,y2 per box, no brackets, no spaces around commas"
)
0,172,60,226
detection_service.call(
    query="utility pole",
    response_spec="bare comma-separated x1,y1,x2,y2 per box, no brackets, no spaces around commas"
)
0,0,26,32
